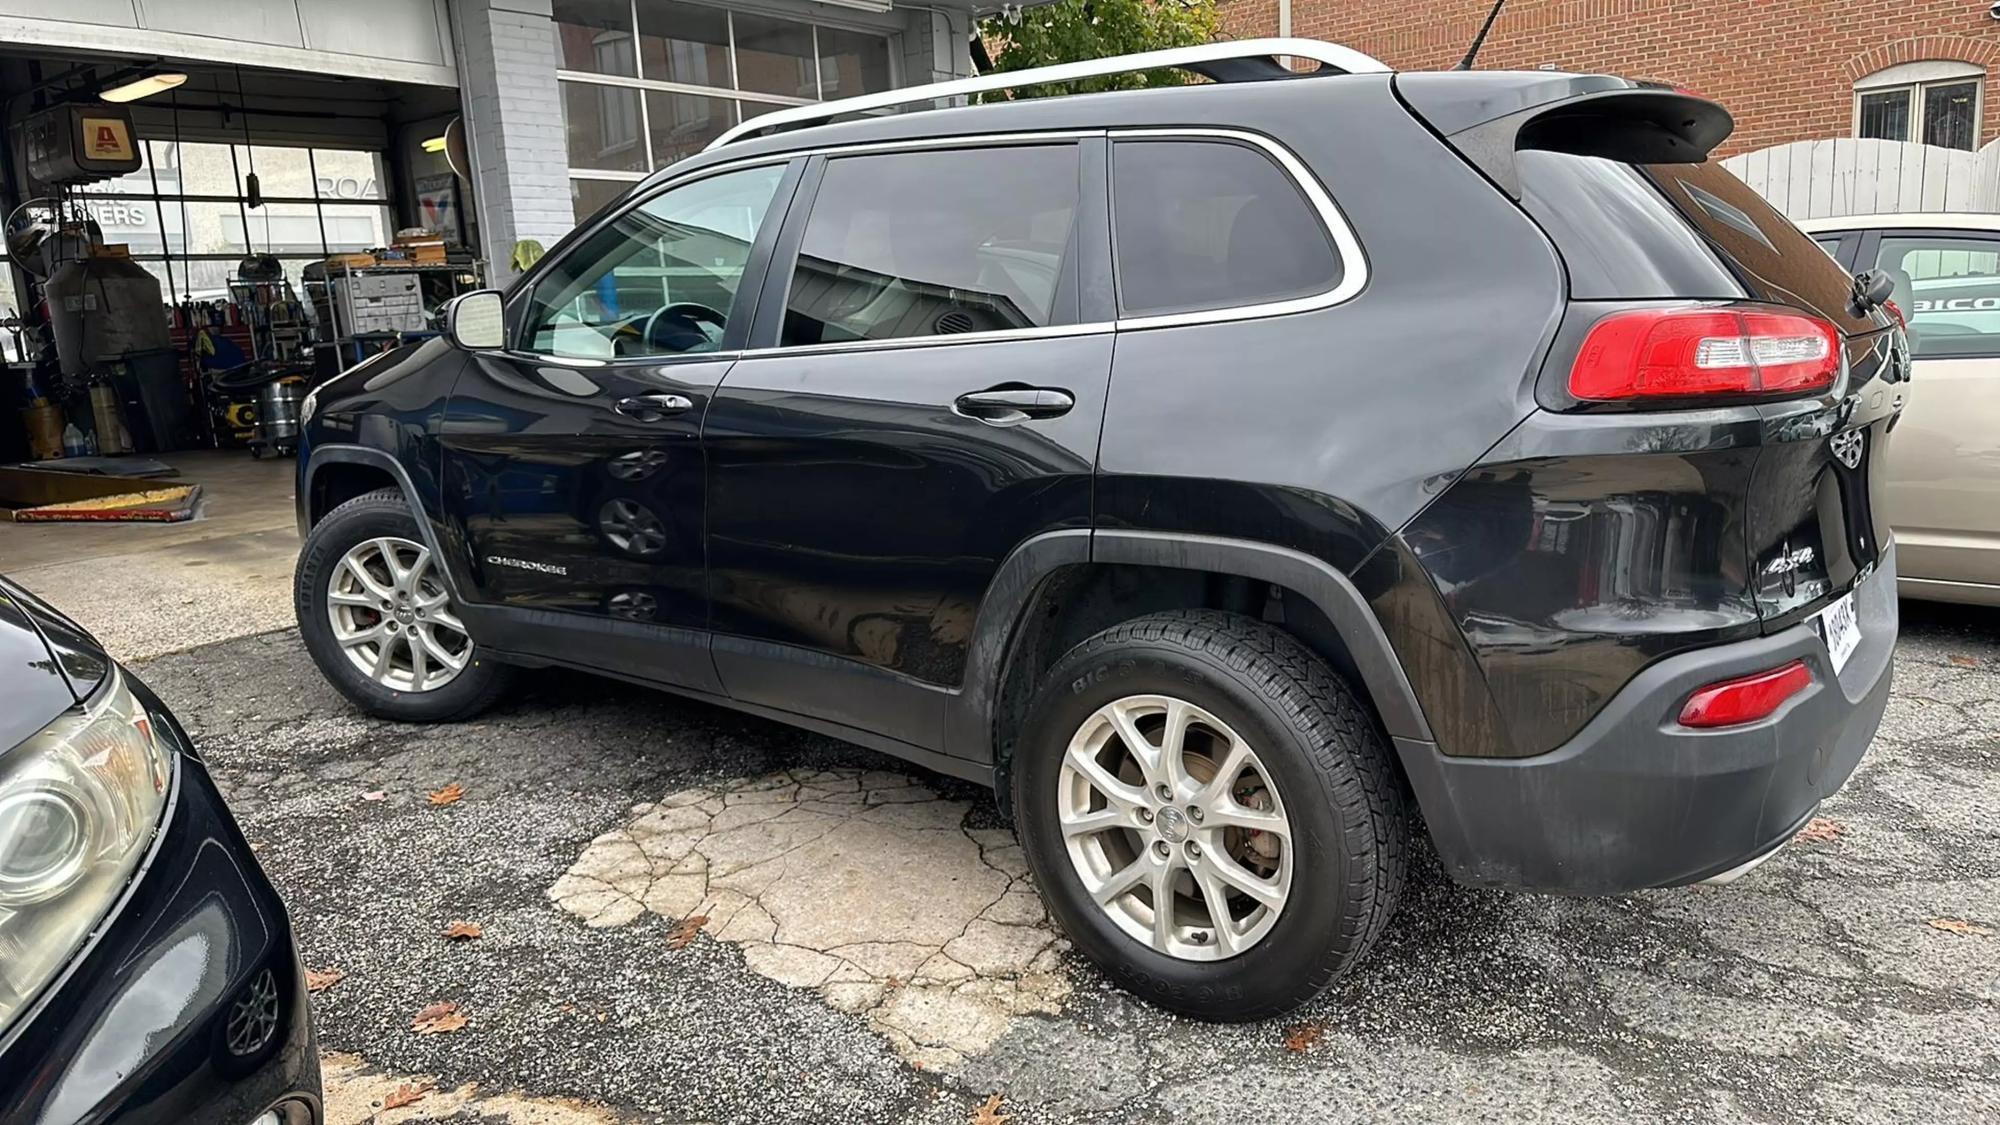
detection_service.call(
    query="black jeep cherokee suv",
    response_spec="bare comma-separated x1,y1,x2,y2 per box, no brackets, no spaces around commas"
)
292,40,1905,1019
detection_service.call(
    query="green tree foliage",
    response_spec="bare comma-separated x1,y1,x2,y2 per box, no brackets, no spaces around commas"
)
976,0,1220,99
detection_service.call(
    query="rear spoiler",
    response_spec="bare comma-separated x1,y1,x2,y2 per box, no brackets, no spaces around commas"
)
1395,72,1734,197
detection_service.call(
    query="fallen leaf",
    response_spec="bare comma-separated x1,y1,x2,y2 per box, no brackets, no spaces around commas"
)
411,1000,469,1034
361,790,388,801
969,1093,1010,1125
442,921,483,941
1282,1021,1325,1053
1928,917,1994,937
382,1083,430,1110
1948,654,1981,667
304,967,344,993
665,913,709,950
884,975,906,992
427,783,465,807
1797,816,1846,843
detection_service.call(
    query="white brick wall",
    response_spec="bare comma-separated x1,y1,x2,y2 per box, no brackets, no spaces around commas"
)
452,0,572,286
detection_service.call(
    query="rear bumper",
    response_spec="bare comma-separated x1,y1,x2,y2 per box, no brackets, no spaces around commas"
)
1400,546,1897,893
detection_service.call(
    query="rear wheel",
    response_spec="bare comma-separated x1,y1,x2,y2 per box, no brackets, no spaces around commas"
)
295,488,512,721
1013,610,1406,1020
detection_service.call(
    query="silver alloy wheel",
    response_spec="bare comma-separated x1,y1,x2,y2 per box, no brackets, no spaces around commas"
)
326,536,472,693
1058,694,1293,961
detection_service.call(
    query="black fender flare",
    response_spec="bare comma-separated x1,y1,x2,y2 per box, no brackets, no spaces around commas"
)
299,444,465,603
946,527,1434,772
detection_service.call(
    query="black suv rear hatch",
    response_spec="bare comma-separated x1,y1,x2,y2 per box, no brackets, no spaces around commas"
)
1401,71,1906,635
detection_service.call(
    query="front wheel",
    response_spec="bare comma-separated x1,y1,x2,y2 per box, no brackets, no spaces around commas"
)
1012,610,1407,1020
294,488,512,721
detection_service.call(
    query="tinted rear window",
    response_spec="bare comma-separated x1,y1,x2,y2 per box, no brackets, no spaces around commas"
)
1110,139,1341,317
1518,152,1875,334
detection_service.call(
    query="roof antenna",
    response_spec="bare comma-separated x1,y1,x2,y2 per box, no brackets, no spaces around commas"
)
1455,0,1509,70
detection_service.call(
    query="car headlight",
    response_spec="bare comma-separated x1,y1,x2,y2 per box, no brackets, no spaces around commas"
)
0,667,173,1034
299,385,321,426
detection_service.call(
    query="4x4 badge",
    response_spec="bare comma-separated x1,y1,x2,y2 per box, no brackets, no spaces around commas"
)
1830,429,1864,469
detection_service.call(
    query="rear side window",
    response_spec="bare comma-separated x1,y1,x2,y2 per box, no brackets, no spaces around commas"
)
1111,139,1341,318
781,145,1079,346
1517,153,1876,335
1876,233,2000,359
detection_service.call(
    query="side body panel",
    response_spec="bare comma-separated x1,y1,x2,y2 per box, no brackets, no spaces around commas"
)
297,337,469,589
1095,80,1567,759
703,140,1115,751
1889,354,2000,591
436,352,730,630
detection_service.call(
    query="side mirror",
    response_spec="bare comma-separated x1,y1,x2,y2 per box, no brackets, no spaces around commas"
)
444,290,506,351
1852,269,1896,315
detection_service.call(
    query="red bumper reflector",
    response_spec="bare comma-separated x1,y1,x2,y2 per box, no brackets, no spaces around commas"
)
1677,660,1813,728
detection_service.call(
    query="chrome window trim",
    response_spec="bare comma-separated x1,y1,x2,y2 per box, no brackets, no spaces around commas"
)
736,322,1111,360
587,126,1366,360
1108,128,1368,332
706,37,1392,149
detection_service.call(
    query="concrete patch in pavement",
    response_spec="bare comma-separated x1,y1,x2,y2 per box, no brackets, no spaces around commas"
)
549,769,1070,1069
322,1051,624,1123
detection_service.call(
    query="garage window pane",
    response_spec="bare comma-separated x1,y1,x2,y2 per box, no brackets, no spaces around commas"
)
733,13,817,100
563,81,647,172
176,142,246,198
238,144,316,198
553,0,637,76
241,200,332,255
818,28,891,98
313,150,388,200
319,203,394,252
637,0,731,88
75,197,166,256
647,91,734,168
572,177,631,226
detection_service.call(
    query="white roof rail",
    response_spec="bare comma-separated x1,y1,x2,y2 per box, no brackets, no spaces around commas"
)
705,37,1390,150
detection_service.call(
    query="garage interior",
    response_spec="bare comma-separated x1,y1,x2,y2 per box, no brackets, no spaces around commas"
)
1,43,477,530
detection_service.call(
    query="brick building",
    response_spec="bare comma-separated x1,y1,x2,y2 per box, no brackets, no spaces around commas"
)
1222,0,2000,158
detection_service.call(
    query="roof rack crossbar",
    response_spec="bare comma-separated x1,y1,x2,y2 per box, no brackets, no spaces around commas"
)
705,37,1390,150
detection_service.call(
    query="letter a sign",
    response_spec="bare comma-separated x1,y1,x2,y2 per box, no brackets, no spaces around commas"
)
82,117,136,162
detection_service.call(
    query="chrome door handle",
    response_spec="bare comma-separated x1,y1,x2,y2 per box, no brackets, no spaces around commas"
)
615,393,694,420
953,387,1075,424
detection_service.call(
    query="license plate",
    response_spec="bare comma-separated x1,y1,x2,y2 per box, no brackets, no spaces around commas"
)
1817,589,1860,676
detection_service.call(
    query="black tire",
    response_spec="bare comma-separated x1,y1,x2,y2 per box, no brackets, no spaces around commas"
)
294,487,513,722
1012,609,1407,1021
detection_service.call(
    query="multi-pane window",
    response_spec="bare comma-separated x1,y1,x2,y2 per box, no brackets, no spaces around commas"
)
555,0,895,224
1855,63,1984,151
70,140,393,301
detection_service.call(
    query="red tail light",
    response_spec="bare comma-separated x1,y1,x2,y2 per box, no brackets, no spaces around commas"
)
1569,307,1841,402
1677,660,1812,728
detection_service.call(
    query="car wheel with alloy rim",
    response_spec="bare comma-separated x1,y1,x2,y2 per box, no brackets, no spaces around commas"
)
295,488,512,722
1014,610,1406,1021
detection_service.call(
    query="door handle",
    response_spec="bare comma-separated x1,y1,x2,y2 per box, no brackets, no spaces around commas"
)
615,392,694,420
953,387,1075,424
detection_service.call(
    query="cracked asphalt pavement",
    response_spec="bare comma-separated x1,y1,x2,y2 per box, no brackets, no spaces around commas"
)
127,599,1999,1124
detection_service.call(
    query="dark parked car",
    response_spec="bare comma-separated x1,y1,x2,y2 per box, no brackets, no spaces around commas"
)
291,39,1905,1020
0,579,320,1124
